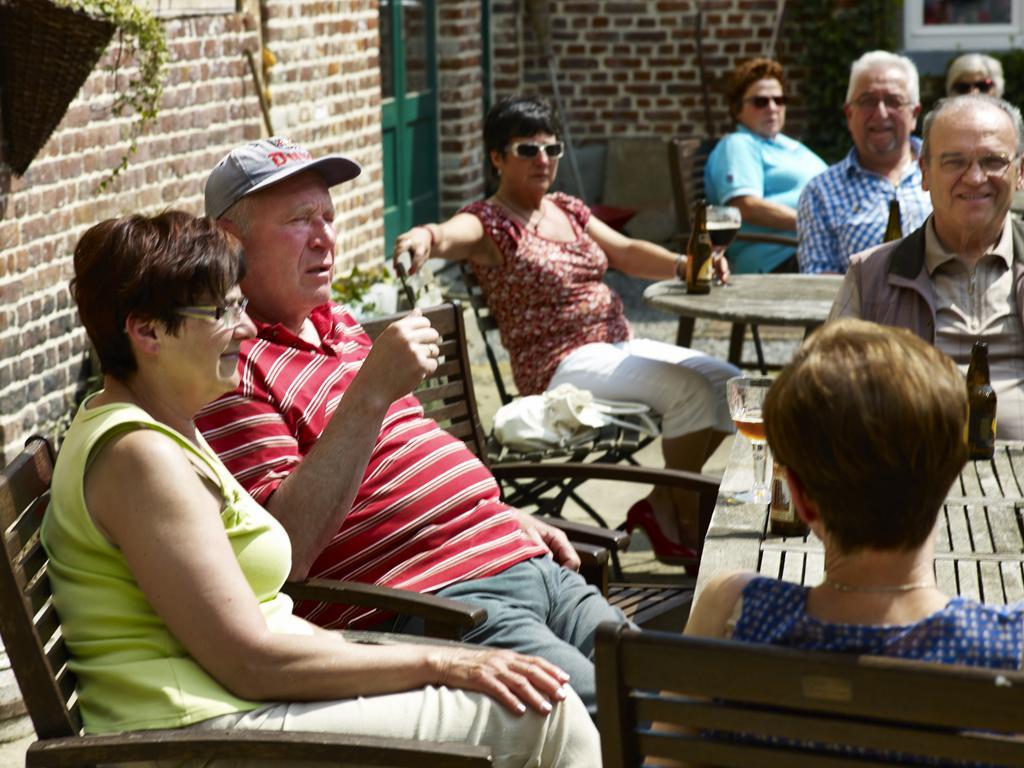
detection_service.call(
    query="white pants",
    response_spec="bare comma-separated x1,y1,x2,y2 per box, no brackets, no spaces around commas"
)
549,338,738,438
143,684,599,768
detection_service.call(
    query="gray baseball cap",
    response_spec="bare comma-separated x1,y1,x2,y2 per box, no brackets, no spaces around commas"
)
204,136,362,219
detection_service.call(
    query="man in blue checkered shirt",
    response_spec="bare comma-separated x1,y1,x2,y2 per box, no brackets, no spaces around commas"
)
797,51,933,274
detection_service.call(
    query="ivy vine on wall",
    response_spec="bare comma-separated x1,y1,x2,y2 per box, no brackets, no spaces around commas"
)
58,0,168,190
790,0,903,164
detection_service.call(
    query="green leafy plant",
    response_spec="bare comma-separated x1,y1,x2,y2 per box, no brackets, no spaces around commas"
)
58,0,168,189
332,264,398,318
790,0,902,164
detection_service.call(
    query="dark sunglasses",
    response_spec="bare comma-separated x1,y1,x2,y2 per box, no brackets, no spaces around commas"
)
951,78,995,95
508,141,565,159
745,95,787,109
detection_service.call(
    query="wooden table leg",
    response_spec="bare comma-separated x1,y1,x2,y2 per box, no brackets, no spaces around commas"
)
676,316,695,347
727,323,746,366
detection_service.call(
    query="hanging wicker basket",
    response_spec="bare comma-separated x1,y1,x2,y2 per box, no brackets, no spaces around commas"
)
0,0,114,175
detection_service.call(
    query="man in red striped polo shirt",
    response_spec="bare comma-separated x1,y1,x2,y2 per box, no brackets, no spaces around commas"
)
195,137,626,710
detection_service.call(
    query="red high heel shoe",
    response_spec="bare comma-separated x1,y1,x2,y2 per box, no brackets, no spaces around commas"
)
624,499,700,575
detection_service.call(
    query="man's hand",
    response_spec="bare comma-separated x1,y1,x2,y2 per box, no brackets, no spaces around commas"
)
357,310,441,404
712,251,730,285
517,512,581,572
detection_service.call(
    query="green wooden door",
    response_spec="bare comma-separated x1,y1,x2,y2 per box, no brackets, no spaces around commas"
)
380,0,438,252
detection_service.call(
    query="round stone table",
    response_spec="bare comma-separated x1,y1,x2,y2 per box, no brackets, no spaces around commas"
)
643,274,844,371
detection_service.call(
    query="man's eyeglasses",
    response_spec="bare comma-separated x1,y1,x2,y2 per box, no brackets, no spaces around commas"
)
744,95,787,109
508,141,565,159
851,93,912,111
175,297,249,328
951,79,995,95
937,153,1018,177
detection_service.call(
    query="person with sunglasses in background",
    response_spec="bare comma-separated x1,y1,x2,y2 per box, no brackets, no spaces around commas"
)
394,94,740,568
946,52,1004,98
797,51,933,274
832,94,1024,440
704,57,827,273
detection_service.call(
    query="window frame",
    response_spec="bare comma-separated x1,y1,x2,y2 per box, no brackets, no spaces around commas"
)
904,0,1023,50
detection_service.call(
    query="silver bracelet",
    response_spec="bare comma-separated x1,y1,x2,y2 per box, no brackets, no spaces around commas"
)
675,254,686,280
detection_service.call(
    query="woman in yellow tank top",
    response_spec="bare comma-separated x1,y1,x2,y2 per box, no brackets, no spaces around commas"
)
43,211,599,767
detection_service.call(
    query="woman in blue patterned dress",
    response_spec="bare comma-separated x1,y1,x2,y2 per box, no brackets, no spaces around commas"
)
686,319,1024,667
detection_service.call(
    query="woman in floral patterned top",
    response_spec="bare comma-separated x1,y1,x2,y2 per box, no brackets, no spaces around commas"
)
394,95,739,566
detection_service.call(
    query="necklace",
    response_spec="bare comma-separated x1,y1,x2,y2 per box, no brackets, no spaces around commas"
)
494,193,546,233
823,576,936,593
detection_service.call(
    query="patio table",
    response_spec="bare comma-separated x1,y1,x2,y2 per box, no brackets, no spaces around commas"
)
643,274,843,372
695,438,1024,606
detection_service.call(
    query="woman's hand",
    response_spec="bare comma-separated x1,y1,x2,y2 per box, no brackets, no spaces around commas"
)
712,252,730,285
392,226,435,276
430,646,571,715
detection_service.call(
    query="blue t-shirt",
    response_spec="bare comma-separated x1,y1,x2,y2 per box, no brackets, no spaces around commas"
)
704,126,827,273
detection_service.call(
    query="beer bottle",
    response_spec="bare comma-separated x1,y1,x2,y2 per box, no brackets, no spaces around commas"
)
769,459,808,537
685,199,713,295
883,199,902,242
966,341,997,460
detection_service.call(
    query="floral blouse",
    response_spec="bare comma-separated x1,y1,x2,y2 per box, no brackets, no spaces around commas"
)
460,192,631,395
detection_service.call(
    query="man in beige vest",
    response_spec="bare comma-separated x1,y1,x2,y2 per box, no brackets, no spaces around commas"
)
831,95,1024,438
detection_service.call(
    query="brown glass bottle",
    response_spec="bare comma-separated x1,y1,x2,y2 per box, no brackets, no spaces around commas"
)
769,459,808,537
966,340,997,460
685,199,713,295
883,199,902,242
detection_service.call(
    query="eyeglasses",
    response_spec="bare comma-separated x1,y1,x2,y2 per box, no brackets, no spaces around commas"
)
951,79,995,95
850,93,912,111
508,141,565,159
175,297,249,328
936,153,1018,177
744,95,787,109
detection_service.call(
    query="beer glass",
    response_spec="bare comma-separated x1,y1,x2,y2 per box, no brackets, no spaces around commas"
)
726,376,772,503
706,205,742,253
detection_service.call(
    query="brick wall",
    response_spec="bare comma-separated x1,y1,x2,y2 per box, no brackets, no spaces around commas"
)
436,0,487,218
491,0,809,144
0,2,386,463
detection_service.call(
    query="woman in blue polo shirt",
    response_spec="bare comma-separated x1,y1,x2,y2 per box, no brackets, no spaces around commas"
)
705,58,827,273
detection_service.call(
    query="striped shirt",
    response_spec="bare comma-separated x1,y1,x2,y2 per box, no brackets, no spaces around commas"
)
797,138,932,274
196,303,545,628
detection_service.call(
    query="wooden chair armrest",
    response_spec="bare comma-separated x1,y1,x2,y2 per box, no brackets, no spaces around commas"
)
282,579,486,641
571,541,610,594
27,730,491,767
543,516,631,551
492,462,719,552
491,462,719,495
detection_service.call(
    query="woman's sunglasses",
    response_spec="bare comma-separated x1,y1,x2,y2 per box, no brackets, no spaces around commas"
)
951,79,995,95
508,141,565,159
744,95,787,109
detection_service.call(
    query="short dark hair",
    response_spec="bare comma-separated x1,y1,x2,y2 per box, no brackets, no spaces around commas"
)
727,58,785,120
483,95,563,174
765,319,967,553
71,211,245,380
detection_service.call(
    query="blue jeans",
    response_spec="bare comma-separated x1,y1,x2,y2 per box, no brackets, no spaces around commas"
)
393,556,627,711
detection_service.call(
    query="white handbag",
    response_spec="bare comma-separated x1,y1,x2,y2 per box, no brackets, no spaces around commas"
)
492,383,659,452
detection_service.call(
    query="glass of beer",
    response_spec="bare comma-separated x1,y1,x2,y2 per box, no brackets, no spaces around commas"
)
726,376,772,503
706,205,742,252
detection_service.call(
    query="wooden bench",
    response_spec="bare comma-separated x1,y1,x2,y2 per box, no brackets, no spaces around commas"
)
0,436,492,767
596,621,1024,767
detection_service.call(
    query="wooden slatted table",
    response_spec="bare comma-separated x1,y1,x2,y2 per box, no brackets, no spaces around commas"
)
695,438,1024,606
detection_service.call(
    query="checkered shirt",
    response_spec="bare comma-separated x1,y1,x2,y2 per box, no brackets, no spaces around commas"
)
797,137,932,274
